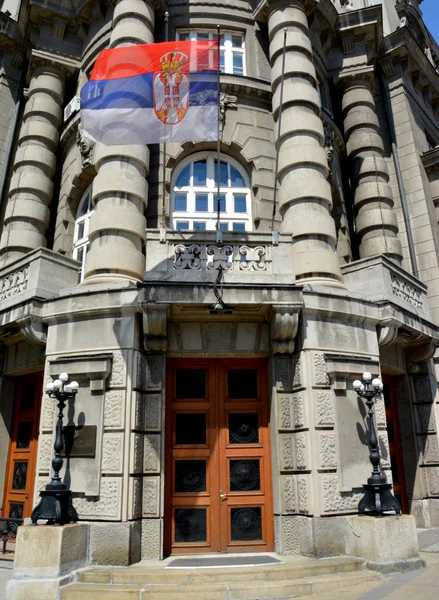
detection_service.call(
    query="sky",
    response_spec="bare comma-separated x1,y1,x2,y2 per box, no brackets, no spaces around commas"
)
421,0,439,44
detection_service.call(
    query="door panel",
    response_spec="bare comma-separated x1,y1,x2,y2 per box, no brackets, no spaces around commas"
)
165,359,273,555
382,375,409,514
2,373,43,520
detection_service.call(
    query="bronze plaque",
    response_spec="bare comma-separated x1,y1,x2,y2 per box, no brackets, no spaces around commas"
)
61,425,97,458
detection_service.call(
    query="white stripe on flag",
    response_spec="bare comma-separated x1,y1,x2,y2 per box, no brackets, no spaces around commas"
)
81,106,218,145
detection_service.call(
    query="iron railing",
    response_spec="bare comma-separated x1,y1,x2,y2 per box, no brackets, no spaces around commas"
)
0,517,22,554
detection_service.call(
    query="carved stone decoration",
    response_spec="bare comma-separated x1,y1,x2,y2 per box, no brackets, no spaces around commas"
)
0,267,29,300
220,93,238,134
324,123,335,174
270,305,299,354
378,320,399,347
16,314,47,345
173,244,271,271
76,130,94,170
407,341,437,373
142,304,169,353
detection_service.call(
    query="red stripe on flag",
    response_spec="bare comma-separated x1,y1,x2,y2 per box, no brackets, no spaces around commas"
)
90,40,219,81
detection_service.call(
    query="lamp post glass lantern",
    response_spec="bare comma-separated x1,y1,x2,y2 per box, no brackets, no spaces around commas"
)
353,373,401,517
31,374,79,525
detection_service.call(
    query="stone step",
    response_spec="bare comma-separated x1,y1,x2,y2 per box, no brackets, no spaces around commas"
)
76,556,365,586
61,570,379,600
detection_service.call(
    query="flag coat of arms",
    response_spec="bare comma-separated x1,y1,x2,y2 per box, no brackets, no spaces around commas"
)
80,40,219,145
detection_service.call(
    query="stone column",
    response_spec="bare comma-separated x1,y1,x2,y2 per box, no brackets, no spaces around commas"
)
268,0,343,286
83,0,154,284
0,62,64,266
341,76,403,262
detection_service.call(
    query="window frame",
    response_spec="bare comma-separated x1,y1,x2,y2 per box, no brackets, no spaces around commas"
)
171,153,252,232
73,185,93,283
176,30,246,77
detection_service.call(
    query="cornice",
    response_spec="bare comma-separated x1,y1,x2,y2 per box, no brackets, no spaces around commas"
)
380,27,439,119
220,75,271,104
28,48,80,80
421,147,439,172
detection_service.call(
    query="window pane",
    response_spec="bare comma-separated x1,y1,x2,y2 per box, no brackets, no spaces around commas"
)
234,194,247,213
13,462,28,490
193,221,206,231
193,160,207,186
76,247,84,264
228,369,257,398
220,222,229,231
229,413,259,444
198,32,210,40
230,459,260,491
176,221,189,230
176,369,206,398
220,50,225,73
17,422,32,449
175,460,206,492
195,194,208,212
213,193,226,212
20,384,35,410
77,221,85,240
231,507,262,541
232,53,244,75
230,166,245,187
174,193,187,211
178,32,191,41
232,35,243,48
233,222,246,232
214,160,228,186
175,508,207,543
175,413,206,445
176,165,190,187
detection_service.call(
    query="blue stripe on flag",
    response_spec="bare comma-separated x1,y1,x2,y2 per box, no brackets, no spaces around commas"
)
81,71,218,110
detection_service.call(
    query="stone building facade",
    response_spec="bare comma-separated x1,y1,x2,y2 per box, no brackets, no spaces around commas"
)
0,0,439,564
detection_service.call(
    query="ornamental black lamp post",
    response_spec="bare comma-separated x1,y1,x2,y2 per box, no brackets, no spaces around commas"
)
31,373,79,525
353,372,401,517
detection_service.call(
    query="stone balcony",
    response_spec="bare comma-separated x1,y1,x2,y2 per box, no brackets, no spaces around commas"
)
144,230,295,285
0,248,79,340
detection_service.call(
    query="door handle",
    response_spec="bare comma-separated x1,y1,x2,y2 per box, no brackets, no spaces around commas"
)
220,490,227,505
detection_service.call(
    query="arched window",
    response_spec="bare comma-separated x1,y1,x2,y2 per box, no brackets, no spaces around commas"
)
73,185,93,282
171,154,251,232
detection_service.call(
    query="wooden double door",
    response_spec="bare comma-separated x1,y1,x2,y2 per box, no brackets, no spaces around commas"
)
2,373,43,520
165,359,274,555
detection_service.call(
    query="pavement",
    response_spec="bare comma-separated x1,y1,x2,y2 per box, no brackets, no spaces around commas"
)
0,559,13,600
312,528,439,600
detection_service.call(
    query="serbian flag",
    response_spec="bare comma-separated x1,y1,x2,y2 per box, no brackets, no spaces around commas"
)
80,40,219,145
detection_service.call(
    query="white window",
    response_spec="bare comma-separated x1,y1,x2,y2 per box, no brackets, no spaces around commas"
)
73,185,93,283
171,153,252,232
176,31,245,76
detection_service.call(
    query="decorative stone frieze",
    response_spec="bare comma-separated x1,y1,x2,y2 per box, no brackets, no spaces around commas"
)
84,0,154,284
267,0,343,286
340,75,403,263
0,267,28,300
173,243,272,272
270,305,300,354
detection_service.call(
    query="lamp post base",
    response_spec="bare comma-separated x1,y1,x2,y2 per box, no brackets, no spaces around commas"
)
358,483,401,517
31,486,78,526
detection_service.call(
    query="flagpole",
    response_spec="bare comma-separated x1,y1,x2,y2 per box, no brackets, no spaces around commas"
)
216,25,222,241
271,27,287,232
161,11,169,229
